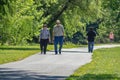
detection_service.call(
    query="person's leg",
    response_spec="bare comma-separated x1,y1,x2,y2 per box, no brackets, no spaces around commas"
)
59,36,63,54
40,39,43,54
88,42,91,52
91,42,94,52
54,36,58,54
44,39,49,54
89,42,93,53
40,43,43,53
42,39,46,54
110,39,114,43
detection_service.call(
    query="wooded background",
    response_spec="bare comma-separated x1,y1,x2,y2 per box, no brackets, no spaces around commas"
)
0,0,120,45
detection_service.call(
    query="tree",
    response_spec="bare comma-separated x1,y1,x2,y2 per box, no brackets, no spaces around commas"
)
0,0,44,45
0,0,119,45
98,0,120,42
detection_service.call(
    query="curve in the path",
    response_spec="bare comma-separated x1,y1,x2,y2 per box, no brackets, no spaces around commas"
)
0,44,120,80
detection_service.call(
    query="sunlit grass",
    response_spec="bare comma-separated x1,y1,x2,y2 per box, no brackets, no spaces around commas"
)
67,47,120,80
0,46,40,64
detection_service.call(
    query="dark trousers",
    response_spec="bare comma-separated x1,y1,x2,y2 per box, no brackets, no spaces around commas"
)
88,41,94,53
40,39,49,54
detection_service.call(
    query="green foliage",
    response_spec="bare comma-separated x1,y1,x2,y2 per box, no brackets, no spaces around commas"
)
67,47,120,80
0,0,120,45
99,0,120,42
62,0,102,43
0,0,48,45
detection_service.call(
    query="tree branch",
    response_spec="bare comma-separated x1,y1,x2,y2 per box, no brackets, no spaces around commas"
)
47,0,71,26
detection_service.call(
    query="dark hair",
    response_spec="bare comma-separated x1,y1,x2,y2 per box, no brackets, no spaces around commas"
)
43,23,47,27
89,27,94,31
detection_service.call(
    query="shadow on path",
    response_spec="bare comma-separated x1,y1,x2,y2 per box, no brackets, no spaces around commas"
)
48,51,89,54
0,68,67,80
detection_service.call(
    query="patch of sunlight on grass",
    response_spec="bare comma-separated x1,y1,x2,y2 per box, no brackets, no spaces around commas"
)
67,47,120,80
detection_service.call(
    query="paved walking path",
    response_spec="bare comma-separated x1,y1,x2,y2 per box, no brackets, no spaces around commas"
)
0,44,120,80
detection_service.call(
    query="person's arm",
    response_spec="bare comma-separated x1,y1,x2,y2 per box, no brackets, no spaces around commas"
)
113,34,114,39
94,31,96,37
39,30,42,42
62,25,64,36
86,32,88,36
48,30,51,43
86,32,89,40
52,27,55,41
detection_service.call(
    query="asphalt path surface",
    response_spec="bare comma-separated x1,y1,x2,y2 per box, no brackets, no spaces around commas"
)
0,44,120,80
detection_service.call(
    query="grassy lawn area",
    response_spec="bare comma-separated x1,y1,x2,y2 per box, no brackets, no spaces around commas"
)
67,47,120,80
0,45,40,64
0,43,82,64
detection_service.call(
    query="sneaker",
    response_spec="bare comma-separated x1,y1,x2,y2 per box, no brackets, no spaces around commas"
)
59,52,61,54
55,52,58,54
41,52,43,54
44,53,46,55
55,51,58,55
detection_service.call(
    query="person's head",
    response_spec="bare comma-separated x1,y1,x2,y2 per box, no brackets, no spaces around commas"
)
43,23,47,29
56,20,61,25
89,27,94,31
110,31,113,34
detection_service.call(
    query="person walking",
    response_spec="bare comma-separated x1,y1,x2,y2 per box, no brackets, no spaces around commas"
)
109,31,114,43
53,20,64,55
40,23,50,54
87,27,96,53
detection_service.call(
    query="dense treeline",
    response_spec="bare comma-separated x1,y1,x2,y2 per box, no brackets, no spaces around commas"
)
0,0,120,45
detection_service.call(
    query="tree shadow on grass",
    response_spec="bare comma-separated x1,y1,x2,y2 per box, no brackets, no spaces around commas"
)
69,74,120,80
0,68,67,80
0,47,40,50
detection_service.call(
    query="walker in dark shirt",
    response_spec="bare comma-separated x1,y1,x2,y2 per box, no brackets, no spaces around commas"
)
87,29,96,53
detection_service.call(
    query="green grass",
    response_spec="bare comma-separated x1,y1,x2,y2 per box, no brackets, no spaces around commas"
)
67,47,120,80
0,43,82,64
0,46,40,64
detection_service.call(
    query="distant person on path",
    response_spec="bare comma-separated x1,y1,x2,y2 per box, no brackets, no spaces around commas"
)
53,20,64,55
109,31,114,43
87,27,96,53
39,23,50,54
